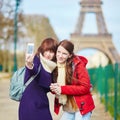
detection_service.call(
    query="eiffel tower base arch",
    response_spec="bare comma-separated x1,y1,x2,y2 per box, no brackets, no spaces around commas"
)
70,33,120,64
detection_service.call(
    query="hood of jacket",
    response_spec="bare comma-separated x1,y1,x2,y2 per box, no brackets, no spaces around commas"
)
73,55,88,67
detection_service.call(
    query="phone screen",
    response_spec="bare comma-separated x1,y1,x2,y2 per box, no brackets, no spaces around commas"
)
26,43,34,54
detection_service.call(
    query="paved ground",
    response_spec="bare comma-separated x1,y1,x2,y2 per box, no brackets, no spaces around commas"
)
0,73,113,120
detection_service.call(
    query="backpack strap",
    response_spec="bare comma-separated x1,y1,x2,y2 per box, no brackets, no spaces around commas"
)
24,65,41,87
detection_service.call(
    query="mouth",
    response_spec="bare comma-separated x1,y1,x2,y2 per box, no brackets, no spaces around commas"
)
45,56,50,60
57,58,63,62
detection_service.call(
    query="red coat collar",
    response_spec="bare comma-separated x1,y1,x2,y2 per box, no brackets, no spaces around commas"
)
73,55,88,67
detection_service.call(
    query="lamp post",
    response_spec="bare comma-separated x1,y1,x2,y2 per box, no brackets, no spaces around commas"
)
13,0,21,72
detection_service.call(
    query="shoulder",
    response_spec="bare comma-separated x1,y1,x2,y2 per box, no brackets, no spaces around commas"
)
33,55,40,63
73,55,88,67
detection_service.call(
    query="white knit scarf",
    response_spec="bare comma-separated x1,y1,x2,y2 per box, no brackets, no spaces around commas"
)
56,62,67,105
40,53,56,73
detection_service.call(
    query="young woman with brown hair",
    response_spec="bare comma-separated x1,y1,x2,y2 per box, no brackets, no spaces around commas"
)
50,40,95,120
19,38,58,120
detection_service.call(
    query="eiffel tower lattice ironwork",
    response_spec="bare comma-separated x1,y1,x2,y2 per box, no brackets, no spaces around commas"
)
70,0,120,63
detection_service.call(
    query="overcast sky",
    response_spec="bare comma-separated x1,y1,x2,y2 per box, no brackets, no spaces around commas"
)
21,0,120,54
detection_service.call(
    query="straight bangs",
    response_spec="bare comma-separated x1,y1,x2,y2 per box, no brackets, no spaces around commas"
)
39,38,58,55
43,41,56,52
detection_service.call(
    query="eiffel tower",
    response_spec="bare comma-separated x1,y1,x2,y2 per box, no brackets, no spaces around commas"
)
70,0,120,63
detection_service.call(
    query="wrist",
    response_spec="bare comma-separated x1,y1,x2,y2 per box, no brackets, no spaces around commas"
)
26,62,34,69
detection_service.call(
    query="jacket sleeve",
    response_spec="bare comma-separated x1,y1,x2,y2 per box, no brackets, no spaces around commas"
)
61,62,91,95
24,56,40,82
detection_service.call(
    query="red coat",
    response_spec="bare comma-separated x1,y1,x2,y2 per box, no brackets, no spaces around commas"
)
54,55,95,115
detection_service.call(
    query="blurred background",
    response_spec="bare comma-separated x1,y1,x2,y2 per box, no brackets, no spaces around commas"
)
0,0,120,72
0,0,120,120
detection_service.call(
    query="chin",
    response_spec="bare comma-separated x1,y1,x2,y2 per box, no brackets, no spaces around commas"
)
58,61,64,64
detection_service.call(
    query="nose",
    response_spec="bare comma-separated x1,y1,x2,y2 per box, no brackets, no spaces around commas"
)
59,53,63,57
46,51,51,56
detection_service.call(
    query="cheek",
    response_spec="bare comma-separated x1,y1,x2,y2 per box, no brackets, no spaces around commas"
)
43,53,46,57
64,56,69,61
51,53,55,58
56,53,59,58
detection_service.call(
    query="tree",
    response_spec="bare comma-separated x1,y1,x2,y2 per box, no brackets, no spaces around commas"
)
0,0,23,72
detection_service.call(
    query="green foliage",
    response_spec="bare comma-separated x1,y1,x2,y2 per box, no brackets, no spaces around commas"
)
0,0,24,72
23,15,59,50
0,13,59,72
0,50,3,64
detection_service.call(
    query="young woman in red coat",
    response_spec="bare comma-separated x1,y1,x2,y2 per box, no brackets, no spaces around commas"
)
50,40,95,120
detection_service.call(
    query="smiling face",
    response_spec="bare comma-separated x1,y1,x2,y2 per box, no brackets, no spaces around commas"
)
43,50,55,60
56,45,71,64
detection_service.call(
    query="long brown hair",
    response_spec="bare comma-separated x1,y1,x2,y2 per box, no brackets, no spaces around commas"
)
53,40,78,109
53,39,74,84
36,38,58,61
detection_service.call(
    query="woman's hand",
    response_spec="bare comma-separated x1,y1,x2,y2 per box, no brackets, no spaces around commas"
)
25,54,34,69
50,83,61,95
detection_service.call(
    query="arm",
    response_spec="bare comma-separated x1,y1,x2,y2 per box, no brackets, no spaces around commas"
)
62,64,91,95
50,63,91,96
25,55,40,77
25,54,34,69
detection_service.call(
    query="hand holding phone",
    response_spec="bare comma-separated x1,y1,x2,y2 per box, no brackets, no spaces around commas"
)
25,43,35,67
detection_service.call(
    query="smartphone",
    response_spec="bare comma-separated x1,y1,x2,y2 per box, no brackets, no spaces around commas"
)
26,43,34,55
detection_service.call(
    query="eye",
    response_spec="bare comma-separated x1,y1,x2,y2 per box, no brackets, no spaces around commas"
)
57,50,61,53
63,53,68,55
